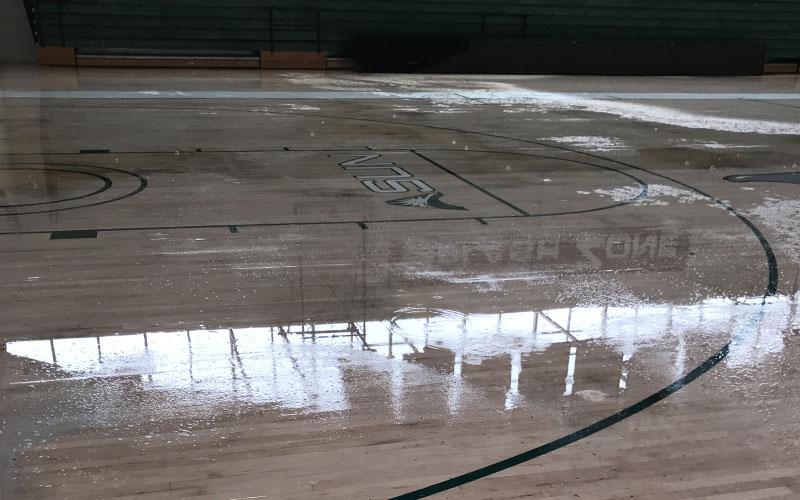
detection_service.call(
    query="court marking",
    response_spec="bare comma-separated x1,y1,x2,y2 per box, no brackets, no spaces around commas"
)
335,152,464,211
0,167,112,209
0,149,648,235
0,101,780,497
166,103,779,497
49,229,98,240
725,172,800,185
0,163,148,217
0,147,576,157
392,344,732,499
411,150,529,216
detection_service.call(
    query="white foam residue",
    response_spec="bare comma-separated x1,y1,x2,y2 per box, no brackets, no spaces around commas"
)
680,140,767,150
542,136,628,152
431,102,466,114
392,105,420,112
404,269,555,291
576,390,608,402
239,75,800,134
392,103,466,114
282,103,321,111
280,72,381,92
749,197,800,264
556,276,641,307
446,91,800,135
594,183,707,206
284,72,521,92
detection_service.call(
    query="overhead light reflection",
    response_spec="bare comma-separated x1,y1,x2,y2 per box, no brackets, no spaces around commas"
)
4,294,796,415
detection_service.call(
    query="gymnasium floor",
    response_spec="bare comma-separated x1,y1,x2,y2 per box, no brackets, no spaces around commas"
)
1,65,799,499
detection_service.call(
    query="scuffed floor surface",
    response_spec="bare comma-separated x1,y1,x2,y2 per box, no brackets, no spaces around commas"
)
1,66,800,499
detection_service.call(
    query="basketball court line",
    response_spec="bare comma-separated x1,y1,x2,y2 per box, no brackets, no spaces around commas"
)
0,204,644,237
392,344,733,499
0,99,782,498
390,164,779,498
1,147,553,156
0,101,775,293
411,150,531,216
0,167,112,208
378,99,780,499
0,163,147,217
49,230,98,240
0,148,648,235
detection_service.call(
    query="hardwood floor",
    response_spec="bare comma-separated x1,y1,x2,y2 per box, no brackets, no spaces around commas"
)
1,66,799,499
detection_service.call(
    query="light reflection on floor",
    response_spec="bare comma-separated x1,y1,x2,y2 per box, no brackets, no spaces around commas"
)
6,294,796,414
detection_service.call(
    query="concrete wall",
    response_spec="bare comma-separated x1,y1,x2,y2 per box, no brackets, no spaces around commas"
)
0,0,36,63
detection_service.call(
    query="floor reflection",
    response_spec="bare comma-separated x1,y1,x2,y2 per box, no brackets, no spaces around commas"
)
5,294,797,416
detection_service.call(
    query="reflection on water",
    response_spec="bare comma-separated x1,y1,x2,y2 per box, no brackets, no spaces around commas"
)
5,294,797,415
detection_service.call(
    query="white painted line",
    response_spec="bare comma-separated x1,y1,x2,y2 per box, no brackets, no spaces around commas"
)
564,345,578,396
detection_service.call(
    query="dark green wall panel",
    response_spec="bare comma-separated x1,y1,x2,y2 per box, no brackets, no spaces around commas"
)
29,0,800,61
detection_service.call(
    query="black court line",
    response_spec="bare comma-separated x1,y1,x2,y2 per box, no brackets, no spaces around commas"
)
50,229,98,240
0,150,646,236
0,167,112,209
0,163,147,217
0,145,581,156
0,195,640,235
0,214,513,236
453,92,492,105
0,102,769,291
390,192,776,498
0,102,779,496
0,147,620,221
411,150,530,216
391,343,731,499
78,149,110,154
725,172,800,185
240,103,775,296
2,147,562,156
174,104,776,496
372,115,778,500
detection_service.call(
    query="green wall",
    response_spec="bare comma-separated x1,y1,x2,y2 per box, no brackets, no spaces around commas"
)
30,0,800,61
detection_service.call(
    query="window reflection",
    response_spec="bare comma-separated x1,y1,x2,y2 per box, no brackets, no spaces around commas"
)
5,294,796,416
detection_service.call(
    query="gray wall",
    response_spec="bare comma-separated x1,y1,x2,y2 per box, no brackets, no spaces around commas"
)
0,0,36,63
